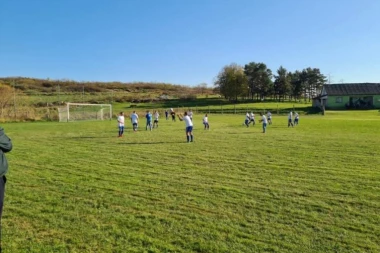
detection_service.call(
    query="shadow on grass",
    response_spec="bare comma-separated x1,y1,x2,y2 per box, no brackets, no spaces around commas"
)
65,136,113,139
118,141,187,145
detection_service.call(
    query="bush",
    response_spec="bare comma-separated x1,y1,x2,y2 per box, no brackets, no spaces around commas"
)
178,94,197,101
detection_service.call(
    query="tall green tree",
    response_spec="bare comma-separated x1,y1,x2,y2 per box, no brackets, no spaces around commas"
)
289,71,304,101
301,68,327,101
214,63,248,101
274,66,291,101
244,62,273,100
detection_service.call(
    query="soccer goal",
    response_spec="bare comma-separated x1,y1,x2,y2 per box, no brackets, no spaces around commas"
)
58,103,112,122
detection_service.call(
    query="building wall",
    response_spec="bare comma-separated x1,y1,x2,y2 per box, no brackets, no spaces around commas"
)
373,95,380,108
326,96,349,109
326,95,380,109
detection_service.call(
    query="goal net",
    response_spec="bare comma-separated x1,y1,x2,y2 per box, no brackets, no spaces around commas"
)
58,103,112,122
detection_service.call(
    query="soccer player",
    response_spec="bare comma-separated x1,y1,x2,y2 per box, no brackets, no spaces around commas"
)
288,111,294,127
117,112,125,137
145,110,152,131
250,112,255,125
188,109,193,121
203,114,209,130
294,112,299,126
165,110,169,120
171,110,176,122
244,112,250,127
259,112,268,133
267,111,272,125
153,111,159,128
178,111,194,142
130,111,139,132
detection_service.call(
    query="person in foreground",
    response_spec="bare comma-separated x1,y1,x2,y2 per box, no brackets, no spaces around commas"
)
0,126,12,252
178,112,194,142
259,112,268,133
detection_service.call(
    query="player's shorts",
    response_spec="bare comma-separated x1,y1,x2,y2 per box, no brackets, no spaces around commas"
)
245,119,249,125
133,123,138,127
268,117,272,120
154,119,158,123
288,119,292,123
186,126,193,132
119,126,124,131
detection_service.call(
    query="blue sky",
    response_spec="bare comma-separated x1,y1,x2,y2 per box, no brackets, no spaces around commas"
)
0,0,379,85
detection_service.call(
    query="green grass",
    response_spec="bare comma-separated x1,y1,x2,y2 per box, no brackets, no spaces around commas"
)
2,111,379,252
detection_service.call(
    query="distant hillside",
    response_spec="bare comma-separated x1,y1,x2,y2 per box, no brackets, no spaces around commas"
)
0,77,212,96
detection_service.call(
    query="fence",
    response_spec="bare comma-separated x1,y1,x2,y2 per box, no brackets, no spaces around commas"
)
0,102,317,122
116,104,316,119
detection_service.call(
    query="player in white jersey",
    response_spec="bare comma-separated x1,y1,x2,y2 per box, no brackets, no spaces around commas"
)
294,112,299,126
267,111,272,125
117,112,125,137
288,111,294,127
259,112,268,133
153,111,159,128
203,114,209,130
250,112,255,125
178,111,194,142
244,112,250,127
130,111,139,132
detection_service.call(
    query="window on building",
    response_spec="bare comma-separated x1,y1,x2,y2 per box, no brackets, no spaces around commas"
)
335,97,343,103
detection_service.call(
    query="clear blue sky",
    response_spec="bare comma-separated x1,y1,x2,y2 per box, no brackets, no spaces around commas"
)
1,0,379,85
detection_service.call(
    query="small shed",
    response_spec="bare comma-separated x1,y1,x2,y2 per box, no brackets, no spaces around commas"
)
313,83,380,109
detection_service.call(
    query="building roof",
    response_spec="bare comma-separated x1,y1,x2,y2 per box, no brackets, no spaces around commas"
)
324,83,380,96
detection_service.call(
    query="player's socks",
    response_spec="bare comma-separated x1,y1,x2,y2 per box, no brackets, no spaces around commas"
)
190,135,193,142
186,136,190,142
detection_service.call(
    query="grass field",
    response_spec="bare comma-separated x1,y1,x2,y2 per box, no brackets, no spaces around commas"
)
2,111,379,252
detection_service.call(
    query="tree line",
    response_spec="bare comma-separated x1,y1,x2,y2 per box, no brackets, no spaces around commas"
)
214,62,327,102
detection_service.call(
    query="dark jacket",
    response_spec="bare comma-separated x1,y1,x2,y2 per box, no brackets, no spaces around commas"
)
0,127,12,177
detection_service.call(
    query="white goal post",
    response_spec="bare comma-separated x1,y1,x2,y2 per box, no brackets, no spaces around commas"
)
58,103,113,122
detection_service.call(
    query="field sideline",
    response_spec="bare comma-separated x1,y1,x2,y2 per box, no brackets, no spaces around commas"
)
1,111,380,252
